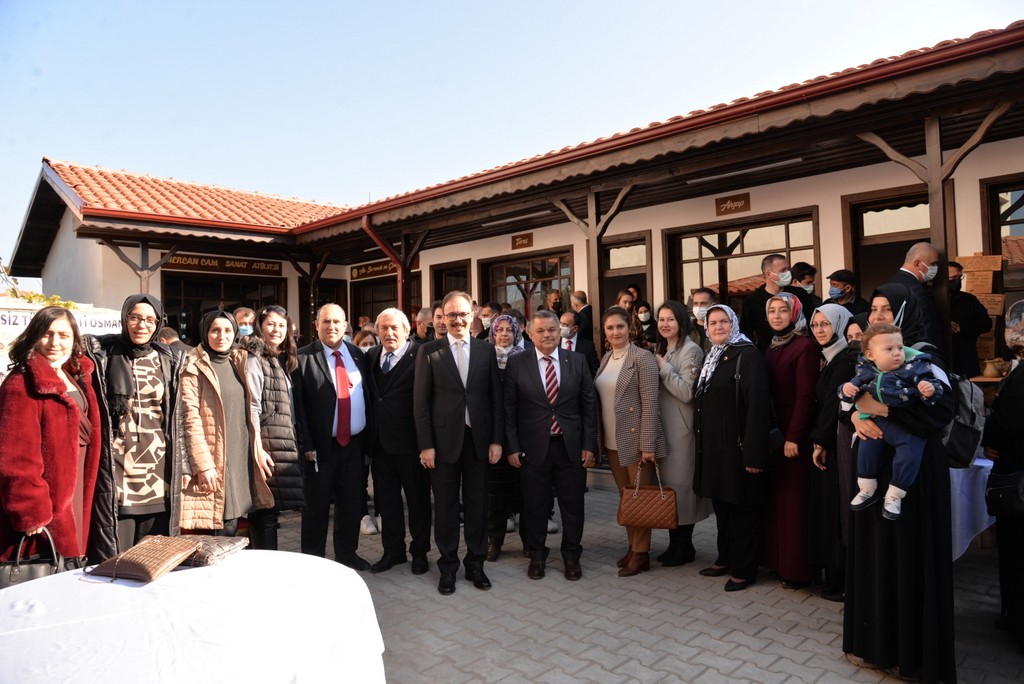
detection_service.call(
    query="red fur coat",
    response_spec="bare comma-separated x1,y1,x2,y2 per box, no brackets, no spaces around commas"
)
0,354,102,560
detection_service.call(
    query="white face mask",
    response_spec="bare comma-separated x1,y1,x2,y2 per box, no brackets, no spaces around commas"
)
774,270,793,287
693,306,708,322
560,325,572,339
800,283,815,294
638,312,651,323
922,264,938,282
481,316,492,330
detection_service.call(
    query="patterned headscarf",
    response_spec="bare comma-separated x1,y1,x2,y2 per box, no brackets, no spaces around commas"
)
696,304,752,395
766,292,807,350
811,303,852,364
488,313,523,369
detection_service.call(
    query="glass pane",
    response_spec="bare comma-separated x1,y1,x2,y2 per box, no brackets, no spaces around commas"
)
727,255,766,296
700,238,714,258
998,190,1024,222
790,249,814,268
702,261,719,287
862,202,928,237
742,224,786,253
608,244,646,269
1000,232,1024,290
681,237,699,261
789,221,813,246
681,262,700,297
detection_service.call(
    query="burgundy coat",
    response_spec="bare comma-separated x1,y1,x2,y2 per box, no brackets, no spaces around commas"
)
0,354,102,560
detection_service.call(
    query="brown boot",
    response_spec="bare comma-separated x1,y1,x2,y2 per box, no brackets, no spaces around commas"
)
616,549,633,568
618,552,650,577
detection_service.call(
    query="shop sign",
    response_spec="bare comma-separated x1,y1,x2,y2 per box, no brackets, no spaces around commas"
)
352,259,397,280
161,253,282,276
512,233,533,250
715,193,750,216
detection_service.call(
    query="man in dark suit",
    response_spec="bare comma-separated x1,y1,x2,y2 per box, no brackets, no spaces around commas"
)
505,310,598,581
885,242,944,348
365,308,430,575
559,310,598,376
570,290,594,345
292,303,371,570
414,291,504,595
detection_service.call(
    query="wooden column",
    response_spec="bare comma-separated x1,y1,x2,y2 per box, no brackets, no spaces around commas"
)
100,239,178,294
288,252,330,335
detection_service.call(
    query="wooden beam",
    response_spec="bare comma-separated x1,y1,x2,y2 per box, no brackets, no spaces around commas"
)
939,99,1015,180
551,199,590,236
100,239,178,294
856,132,929,183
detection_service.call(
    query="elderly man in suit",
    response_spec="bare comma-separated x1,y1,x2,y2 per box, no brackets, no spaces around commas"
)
506,310,598,581
293,303,371,570
365,308,430,575
414,291,504,595
559,310,599,376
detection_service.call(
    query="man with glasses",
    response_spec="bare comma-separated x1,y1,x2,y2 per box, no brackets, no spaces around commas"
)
414,291,504,595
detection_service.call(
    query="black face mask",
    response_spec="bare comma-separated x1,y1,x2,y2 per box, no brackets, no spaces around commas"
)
949,278,962,294
848,340,862,355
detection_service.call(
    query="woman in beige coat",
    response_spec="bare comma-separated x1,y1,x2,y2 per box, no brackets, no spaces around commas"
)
654,300,709,567
594,306,667,577
177,311,273,535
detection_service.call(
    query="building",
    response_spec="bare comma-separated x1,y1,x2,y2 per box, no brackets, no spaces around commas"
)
9,22,1024,348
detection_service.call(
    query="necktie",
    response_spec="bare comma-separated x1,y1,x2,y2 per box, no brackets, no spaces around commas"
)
332,350,351,447
456,340,470,427
382,352,394,374
566,339,573,351
544,355,561,435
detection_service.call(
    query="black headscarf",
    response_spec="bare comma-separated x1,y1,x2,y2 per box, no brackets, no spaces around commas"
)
869,282,921,343
200,310,238,360
106,294,166,432
120,293,164,357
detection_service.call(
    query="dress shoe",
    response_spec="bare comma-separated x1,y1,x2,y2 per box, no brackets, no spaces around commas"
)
465,567,492,590
337,553,371,572
724,577,754,592
699,565,729,577
527,559,545,580
411,555,429,575
486,543,501,563
616,549,632,568
618,551,650,577
660,545,696,568
370,554,408,574
563,559,582,581
438,572,456,595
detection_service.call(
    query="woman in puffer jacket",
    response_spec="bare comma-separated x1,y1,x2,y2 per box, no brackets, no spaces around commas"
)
177,311,274,535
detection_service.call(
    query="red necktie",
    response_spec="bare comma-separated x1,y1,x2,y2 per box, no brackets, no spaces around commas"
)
332,350,351,447
566,339,573,351
544,356,561,435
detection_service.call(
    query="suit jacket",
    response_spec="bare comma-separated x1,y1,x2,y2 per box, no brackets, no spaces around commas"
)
594,344,667,467
365,342,419,455
577,305,594,345
504,349,598,465
565,335,599,376
292,340,369,456
885,269,942,348
413,336,504,463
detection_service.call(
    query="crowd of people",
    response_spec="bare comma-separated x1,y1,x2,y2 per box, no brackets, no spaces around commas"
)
2,242,1022,682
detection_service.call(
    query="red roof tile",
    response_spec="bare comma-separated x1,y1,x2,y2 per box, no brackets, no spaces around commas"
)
44,158,348,232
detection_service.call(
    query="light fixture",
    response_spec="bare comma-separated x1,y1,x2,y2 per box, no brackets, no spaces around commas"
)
685,158,803,184
481,209,553,228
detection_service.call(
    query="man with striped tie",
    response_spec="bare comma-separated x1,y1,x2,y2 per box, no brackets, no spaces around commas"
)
504,310,598,581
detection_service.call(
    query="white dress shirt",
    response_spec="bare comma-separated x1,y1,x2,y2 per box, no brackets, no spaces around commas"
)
320,341,367,438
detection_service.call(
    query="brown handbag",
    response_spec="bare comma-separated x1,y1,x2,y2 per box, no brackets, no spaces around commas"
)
180,535,249,567
617,460,678,530
85,535,202,583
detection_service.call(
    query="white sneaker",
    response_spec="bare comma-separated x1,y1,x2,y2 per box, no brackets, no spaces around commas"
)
360,514,379,535
506,515,516,533
547,517,559,533
882,496,902,520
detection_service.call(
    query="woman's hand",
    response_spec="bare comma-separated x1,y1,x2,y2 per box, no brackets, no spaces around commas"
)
854,392,889,417
194,468,220,494
640,451,655,464
850,413,883,441
745,466,764,474
24,526,46,536
812,445,827,470
655,354,666,370
257,450,275,480
984,446,1000,460
784,440,799,458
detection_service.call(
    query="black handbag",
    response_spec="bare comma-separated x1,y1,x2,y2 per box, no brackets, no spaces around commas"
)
985,471,1024,518
0,527,66,589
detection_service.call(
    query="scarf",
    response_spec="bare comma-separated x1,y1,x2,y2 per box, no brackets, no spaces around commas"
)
813,303,852,364
489,314,524,370
200,310,238,361
696,304,752,395
870,282,915,330
767,292,807,350
105,294,165,432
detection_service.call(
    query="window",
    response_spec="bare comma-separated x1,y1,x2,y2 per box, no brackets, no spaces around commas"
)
483,253,571,314
162,273,286,346
992,179,1024,298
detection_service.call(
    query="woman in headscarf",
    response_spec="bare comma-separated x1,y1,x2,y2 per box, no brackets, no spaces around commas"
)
806,304,855,601
0,307,104,567
177,311,274,536
85,294,186,559
762,292,820,588
485,313,525,560
842,286,957,680
693,305,771,591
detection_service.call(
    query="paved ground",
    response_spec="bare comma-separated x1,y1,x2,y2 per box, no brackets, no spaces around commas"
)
276,483,1022,683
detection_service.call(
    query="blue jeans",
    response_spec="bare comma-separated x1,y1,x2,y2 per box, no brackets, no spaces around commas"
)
856,416,925,491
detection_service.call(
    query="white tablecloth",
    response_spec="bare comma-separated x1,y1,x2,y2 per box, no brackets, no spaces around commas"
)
950,457,996,560
0,550,384,683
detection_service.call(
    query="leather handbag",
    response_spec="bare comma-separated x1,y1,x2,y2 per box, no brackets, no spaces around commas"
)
617,461,678,530
85,535,202,583
0,527,65,589
985,471,1024,518
180,535,249,567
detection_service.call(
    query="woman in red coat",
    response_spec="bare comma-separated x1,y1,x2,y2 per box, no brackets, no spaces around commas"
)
762,292,821,587
0,306,103,563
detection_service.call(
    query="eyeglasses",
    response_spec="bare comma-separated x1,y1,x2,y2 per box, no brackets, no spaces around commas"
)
809,322,832,330
444,312,472,321
127,314,158,327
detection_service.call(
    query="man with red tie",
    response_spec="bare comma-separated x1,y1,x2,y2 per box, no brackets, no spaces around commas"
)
293,303,371,570
559,310,599,376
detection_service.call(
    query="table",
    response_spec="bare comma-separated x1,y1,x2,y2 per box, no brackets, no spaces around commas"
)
950,456,996,560
0,550,385,682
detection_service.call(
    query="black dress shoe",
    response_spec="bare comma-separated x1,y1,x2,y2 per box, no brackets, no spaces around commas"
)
411,555,429,575
438,572,456,595
465,567,492,590
699,565,729,577
337,553,371,572
563,559,582,581
371,554,408,574
724,578,754,592
527,559,545,580
660,546,696,567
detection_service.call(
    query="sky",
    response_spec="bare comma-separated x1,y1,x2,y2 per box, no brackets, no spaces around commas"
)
0,0,1020,290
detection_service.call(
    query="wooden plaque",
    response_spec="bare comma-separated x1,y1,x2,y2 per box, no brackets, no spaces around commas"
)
964,271,993,294
975,293,1006,316
512,233,533,250
956,254,1002,272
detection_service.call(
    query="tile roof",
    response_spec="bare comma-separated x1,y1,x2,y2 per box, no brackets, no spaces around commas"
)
43,158,348,232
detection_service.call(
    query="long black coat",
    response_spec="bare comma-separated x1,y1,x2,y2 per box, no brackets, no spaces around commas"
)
693,344,772,505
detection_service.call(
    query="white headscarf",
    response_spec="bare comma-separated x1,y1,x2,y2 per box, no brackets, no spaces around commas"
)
695,304,752,395
812,303,852,364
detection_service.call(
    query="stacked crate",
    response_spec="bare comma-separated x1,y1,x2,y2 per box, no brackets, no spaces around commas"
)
957,253,1003,362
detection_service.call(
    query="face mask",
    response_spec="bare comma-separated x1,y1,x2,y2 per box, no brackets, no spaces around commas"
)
948,278,962,294
799,283,814,294
560,325,572,339
238,325,253,337
775,270,793,287
693,306,708,322
922,263,938,282
638,312,651,323
848,340,862,355
828,286,845,300
49,353,72,369
481,317,492,330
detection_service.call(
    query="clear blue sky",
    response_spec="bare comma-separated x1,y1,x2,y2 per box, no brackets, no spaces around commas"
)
1,0,1020,288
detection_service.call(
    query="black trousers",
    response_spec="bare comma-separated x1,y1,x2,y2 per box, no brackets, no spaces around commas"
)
372,447,432,557
430,427,488,574
519,437,586,562
712,498,763,581
116,511,169,551
301,433,364,559
248,508,279,550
